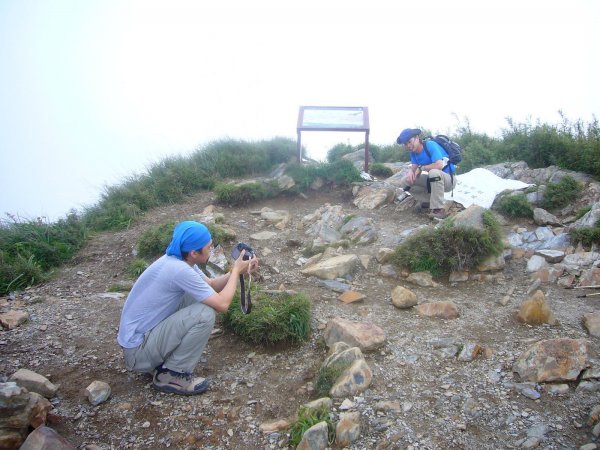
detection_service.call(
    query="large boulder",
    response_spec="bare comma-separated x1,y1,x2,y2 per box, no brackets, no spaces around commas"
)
0,382,54,450
301,254,360,280
323,318,386,352
513,339,589,382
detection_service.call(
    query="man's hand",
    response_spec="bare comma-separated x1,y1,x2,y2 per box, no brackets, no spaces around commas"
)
406,166,421,184
232,250,259,275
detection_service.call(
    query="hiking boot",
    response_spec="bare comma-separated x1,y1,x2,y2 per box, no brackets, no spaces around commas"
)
428,208,448,220
396,190,412,203
153,366,209,396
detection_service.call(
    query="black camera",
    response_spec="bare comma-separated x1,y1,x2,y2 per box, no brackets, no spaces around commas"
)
231,242,255,261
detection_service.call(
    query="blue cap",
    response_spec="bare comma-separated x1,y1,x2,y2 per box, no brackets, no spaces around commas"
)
396,128,421,145
165,221,212,260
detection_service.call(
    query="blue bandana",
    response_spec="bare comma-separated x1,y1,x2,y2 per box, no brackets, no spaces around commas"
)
165,221,212,260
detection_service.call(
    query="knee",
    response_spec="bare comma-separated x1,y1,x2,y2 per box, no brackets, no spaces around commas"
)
198,305,216,327
187,303,216,327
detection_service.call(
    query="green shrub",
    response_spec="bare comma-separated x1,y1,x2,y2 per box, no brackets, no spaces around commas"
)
137,222,176,259
192,137,296,177
221,291,311,346
0,250,46,293
328,160,362,185
495,193,534,218
214,181,278,206
326,143,354,163
571,220,600,249
369,163,393,178
540,176,583,210
285,160,361,190
284,163,326,191
83,199,142,231
391,211,503,276
289,406,335,448
0,213,87,294
206,223,237,247
371,143,408,163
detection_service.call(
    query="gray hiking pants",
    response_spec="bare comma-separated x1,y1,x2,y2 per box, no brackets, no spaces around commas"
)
122,294,215,374
401,169,456,209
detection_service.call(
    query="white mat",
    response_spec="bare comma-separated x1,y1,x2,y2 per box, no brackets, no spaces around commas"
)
444,167,532,209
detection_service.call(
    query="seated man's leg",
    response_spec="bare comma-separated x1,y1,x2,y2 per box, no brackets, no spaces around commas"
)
428,169,453,210
125,297,215,374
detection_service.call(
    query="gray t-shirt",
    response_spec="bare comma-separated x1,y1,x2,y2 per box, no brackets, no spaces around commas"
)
117,255,215,348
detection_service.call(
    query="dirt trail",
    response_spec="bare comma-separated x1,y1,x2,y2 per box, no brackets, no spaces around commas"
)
2,187,599,449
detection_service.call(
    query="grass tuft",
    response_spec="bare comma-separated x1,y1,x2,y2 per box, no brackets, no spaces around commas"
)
314,361,351,398
126,258,149,279
539,175,583,210
571,219,600,249
288,406,335,448
391,211,504,276
369,163,394,178
221,290,311,346
494,193,534,218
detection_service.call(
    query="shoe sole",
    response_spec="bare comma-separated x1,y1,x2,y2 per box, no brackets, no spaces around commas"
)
152,380,209,396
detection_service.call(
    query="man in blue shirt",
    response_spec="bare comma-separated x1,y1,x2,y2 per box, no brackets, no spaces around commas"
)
396,128,456,219
118,221,258,395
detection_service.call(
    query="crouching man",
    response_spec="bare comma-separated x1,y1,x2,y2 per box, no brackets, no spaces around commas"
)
117,221,258,395
396,128,456,219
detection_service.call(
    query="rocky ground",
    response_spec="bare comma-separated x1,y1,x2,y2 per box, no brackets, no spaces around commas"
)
1,179,600,449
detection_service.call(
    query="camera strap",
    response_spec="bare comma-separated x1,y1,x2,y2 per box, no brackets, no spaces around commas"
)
239,272,252,314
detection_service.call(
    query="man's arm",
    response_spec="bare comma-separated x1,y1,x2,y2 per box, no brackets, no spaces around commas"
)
420,159,444,171
207,272,233,292
202,251,257,313
201,268,240,313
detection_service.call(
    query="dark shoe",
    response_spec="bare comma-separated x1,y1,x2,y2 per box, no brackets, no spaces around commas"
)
428,208,448,220
420,202,430,209
153,366,209,396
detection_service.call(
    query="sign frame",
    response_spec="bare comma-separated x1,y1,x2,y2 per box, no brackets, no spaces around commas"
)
296,106,370,172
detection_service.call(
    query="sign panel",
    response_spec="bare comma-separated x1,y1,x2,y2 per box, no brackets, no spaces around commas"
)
297,106,369,131
296,106,370,170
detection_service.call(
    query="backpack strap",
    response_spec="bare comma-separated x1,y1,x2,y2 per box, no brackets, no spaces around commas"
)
422,140,432,161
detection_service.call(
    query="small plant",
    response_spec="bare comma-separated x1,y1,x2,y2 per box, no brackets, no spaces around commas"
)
214,181,278,206
137,222,176,259
285,163,325,191
285,160,362,191
127,258,149,279
329,159,362,185
314,361,351,397
288,406,335,448
495,193,533,218
571,220,600,249
302,244,326,258
205,223,236,247
0,251,46,293
326,143,354,163
369,163,393,178
575,206,592,220
342,214,356,225
391,211,503,276
539,176,583,210
221,290,311,345
409,253,443,278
